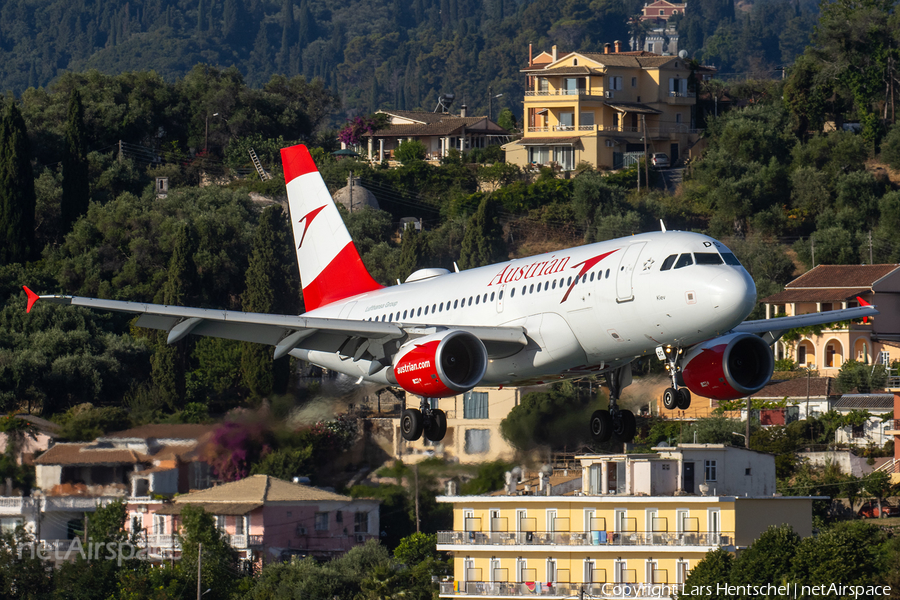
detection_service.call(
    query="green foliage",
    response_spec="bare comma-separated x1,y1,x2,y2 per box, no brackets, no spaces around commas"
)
54,404,132,442
789,520,887,594
882,124,900,170
177,505,240,599
0,101,36,265
394,140,427,164
60,90,90,235
835,360,887,394
500,384,596,451
728,525,801,598
459,194,506,270
679,548,734,600
459,461,513,495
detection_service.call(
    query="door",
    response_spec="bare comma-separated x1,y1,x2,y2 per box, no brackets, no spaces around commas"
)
683,462,695,494
616,242,646,302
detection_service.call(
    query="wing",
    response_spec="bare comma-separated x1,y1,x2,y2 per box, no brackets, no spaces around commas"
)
24,288,527,361
733,304,878,345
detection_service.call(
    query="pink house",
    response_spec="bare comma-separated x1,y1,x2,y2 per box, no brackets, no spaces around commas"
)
130,475,380,565
640,0,687,24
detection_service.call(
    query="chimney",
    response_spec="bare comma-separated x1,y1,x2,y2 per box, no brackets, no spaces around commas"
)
604,43,611,54
552,45,557,61
614,40,621,53
529,43,533,67
460,105,467,118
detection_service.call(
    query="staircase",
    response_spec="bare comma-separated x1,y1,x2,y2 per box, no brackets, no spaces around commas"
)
248,148,272,181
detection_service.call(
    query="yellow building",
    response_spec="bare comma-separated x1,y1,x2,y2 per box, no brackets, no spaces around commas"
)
437,445,818,598
503,43,700,171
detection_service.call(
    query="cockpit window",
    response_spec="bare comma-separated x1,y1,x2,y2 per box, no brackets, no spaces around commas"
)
694,252,724,265
660,254,678,271
674,253,694,269
721,252,742,266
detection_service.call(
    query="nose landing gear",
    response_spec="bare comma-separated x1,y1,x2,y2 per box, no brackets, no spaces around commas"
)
590,365,637,443
658,345,691,410
401,398,447,442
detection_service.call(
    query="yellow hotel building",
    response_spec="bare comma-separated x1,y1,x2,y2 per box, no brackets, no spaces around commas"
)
502,43,701,171
437,445,818,598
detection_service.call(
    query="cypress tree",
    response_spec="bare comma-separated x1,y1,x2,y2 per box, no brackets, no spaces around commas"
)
0,101,36,265
459,194,506,270
151,223,197,410
60,89,90,235
397,223,424,282
241,206,301,398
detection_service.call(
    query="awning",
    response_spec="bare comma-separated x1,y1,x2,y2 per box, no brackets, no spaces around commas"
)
606,102,662,115
516,137,583,146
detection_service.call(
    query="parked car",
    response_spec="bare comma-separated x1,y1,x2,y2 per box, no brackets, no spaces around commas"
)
651,153,670,168
858,501,898,518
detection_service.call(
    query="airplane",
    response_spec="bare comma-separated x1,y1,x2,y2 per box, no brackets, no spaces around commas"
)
24,144,879,444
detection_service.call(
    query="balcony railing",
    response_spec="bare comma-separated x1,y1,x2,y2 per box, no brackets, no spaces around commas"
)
525,90,602,97
228,534,264,548
437,530,731,547
440,582,685,597
524,125,702,137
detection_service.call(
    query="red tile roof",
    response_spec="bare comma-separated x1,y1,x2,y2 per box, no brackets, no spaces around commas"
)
753,377,838,398
761,288,870,304
35,443,148,466
785,265,900,289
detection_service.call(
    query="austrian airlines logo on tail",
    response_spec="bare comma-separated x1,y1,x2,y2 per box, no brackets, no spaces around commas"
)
297,206,326,248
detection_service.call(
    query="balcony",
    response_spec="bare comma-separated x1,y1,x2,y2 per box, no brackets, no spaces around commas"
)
228,534,264,549
0,497,39,514
437,530,731,547
439,582,684,598
886,420,900,435
525,90,603,98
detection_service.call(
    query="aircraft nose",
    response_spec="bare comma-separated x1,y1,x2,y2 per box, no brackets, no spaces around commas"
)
709,269,757,326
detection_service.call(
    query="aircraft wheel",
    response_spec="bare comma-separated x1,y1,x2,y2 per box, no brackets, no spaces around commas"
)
424,409,448,442
613,409,637,442
676,388,692,410
401,408,424,441
590,410,612,443
663,387,679,410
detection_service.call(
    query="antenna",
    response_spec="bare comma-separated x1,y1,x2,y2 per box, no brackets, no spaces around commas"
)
660,219,667,232
434,93,455,114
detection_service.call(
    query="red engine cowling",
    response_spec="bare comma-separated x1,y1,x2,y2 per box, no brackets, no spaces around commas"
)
681,332,774,401
391,330,487,398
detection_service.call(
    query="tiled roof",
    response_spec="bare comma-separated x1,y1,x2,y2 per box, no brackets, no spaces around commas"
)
172,474,353,504
521,66,600,75
155,502,263,515
579,53,679,68
753,377,837,398
761,288,870,304
101,424,215,441
833,394,894,410
785,265,900,289
35,443,147,466
379,110,450,124
364,116,489,138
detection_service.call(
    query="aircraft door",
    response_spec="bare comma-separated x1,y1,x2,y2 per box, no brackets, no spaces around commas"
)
615,242,646,303
496,284,506,313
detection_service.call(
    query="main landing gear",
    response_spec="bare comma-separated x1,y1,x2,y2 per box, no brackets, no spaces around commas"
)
590,365,637,444
401,398,447,442
658,345,691,410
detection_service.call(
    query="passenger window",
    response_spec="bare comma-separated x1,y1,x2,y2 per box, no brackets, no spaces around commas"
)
590,272,594,282
499,290,503,299
605,269,610,278
475,296,480,305
660,254,678,271
567,277,572,286
424,306,429,315
721,252,742,266
483,293,488,303
402,310,407,319
581,274,587,283
674,254,694,269
468,297,473,306
529,284,534,293
438,303,443,312
490,292,495,302
522,286,526,295
453,299,458,309
545,282,550,291
417,307,422,317
552,280,557,289
511,288,515,297
389,313,393,321
694,252,723,265
432,304,436,313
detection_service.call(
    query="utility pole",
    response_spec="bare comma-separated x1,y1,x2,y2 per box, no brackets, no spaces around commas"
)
197,542,202,600
869,230,873,264
641,114,649,189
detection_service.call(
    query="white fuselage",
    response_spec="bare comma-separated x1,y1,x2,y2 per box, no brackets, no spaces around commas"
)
291,231,757,385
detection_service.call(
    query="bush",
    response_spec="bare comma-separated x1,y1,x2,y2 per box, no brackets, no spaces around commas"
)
395,139,427,164
881,124,900,170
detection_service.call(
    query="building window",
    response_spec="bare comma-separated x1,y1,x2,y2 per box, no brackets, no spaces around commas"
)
315,512,329,531
797,344,807,365
216,515,226,532
631,77,637,87
463,391,489,419
352,511,368,534
547,559,557,583
852,422,866,438
464,429,490,454
676,113,682,124
153,515,166,535
879,350,890,365
704,460,717,482
0,518,23,534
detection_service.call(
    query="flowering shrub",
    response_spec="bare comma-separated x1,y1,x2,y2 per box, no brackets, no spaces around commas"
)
206,420,272,482
337,114,389,146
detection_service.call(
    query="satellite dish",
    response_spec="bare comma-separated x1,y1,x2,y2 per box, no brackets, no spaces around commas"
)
678,50,688,59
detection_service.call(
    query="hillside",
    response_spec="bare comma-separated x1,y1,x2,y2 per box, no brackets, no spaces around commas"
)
0,0,819,124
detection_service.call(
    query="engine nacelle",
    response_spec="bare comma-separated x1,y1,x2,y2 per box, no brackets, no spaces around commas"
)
681,332,774,401
391,330,487,398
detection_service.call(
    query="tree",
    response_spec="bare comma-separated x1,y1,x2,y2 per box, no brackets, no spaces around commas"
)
835,360,887,393
458,193,506,270
0,101,36,266
395,140,427,164
789,520,887,593
728,525,800,597
679,548,734,600
241,205,301,398
397,222,424,283
500,385,596,451
863,470,894,517
881,124,900,170
60,89,90,234
177,505,241,598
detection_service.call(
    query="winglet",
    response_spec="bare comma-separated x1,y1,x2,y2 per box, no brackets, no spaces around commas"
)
857,296,871,323
23,286,39,313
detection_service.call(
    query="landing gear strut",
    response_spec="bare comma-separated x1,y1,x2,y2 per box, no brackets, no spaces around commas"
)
658,345,691,410
401,398,447,442
590,365,637,443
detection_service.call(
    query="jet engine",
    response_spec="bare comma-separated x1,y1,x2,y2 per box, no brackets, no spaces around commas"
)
391,329,487,398
680,332,774,401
